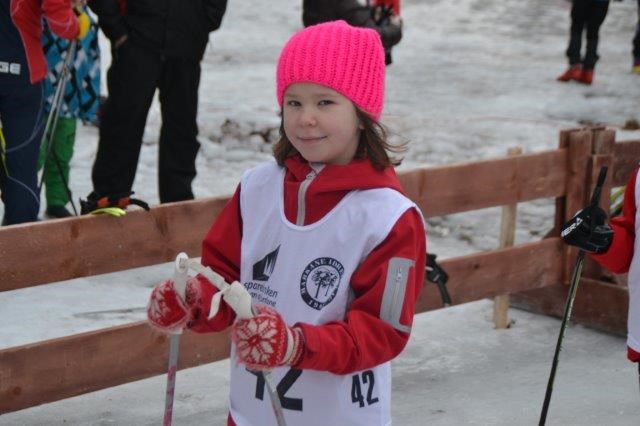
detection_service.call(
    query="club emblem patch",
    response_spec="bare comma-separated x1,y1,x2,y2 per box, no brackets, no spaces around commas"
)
300,257,344,310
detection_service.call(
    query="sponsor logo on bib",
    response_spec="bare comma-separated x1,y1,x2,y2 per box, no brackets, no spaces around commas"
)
300,257,344,310
253,246,279,281
245,246,281,307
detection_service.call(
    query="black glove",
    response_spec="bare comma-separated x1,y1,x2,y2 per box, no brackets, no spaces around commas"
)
560,205,613,254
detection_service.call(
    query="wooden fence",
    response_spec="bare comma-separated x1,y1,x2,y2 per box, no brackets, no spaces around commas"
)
1,127,638,414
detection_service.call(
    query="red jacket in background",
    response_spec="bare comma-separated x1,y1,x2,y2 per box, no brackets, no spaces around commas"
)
10,0,79,83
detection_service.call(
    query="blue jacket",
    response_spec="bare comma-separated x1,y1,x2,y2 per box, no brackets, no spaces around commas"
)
42,10,101,122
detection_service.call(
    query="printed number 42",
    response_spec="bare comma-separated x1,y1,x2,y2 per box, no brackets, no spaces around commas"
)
351,370,379,408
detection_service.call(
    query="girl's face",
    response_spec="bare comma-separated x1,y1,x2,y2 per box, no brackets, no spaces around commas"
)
283,83,362,165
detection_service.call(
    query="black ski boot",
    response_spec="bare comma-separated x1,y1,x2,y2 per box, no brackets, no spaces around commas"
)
80,191,150,215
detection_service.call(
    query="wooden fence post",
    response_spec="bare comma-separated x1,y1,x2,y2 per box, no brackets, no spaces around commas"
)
590,128,615,214
560,129,593,282
493,146,522,329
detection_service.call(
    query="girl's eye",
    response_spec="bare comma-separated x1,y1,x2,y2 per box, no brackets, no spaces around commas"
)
319,100,334,106
286,100,301,107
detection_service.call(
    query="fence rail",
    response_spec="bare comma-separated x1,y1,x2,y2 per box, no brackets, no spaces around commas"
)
1,128,638,414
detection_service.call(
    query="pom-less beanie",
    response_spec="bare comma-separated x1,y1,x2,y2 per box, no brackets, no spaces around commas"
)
276,20,385,121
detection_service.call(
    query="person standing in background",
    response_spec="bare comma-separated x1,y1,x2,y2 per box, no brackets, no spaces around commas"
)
557,0,610,85
82,0,228,215
0,0,87,225
39,4,101,218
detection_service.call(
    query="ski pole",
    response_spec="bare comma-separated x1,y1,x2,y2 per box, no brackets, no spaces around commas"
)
40,38,76,175
538,166,608,426
39,39,79,215
188,260,287,426
163,252,189,426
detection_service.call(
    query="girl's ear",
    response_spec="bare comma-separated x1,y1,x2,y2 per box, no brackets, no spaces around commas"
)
358,121,365,130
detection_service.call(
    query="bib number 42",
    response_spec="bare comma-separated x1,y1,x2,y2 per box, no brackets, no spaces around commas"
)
351,370,379,407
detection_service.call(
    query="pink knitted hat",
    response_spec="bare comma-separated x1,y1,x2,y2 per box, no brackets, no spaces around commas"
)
276,20,385,121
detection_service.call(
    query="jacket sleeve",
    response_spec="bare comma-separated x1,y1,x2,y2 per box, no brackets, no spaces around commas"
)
88,0,128,43
591,168,637,273
201,0,228,32
295,208,426,374
188,185,243,333
42,0,79,39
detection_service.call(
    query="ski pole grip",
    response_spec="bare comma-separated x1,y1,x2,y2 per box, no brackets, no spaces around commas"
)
172,252,189,297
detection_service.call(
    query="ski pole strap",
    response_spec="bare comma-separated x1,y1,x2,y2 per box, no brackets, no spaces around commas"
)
426,253,452,306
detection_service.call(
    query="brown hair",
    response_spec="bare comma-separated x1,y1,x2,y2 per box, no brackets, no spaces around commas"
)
272,108,407,170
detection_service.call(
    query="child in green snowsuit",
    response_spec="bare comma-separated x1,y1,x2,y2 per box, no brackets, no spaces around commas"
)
38,9,100,218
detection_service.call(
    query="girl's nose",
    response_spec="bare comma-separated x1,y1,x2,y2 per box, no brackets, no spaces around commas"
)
300,108,317,126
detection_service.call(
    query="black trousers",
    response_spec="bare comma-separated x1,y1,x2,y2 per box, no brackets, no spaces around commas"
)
566,0,609,69
92,41,201,203
633,0,640,59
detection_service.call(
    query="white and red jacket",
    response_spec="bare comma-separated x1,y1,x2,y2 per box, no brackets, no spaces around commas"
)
189,154,426,424
592,167,639,362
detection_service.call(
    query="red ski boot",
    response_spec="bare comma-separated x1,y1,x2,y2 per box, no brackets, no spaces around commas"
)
578,68,594,85
557,65,582,82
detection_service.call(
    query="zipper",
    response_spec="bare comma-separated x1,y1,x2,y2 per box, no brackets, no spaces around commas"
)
296,171,317,225
389,266,403,318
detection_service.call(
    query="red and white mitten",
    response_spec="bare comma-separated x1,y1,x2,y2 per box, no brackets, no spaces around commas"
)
231,305,304,370
147,275,209,333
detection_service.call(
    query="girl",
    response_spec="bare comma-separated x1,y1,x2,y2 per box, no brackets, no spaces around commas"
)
148,20,426,426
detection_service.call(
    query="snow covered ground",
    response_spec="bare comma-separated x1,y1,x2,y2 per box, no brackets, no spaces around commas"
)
2,298,639,425
2,0,640,424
